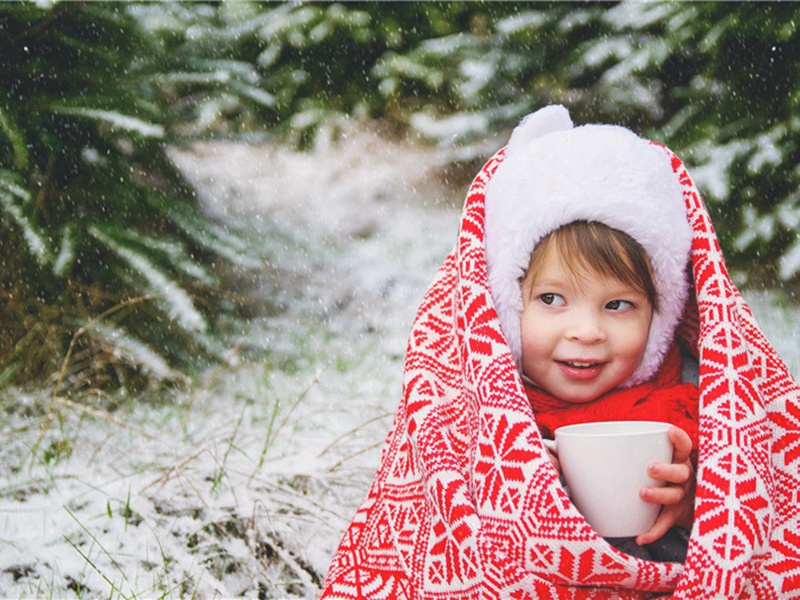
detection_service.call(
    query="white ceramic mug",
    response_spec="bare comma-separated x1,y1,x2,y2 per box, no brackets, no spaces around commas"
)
550,420,673,538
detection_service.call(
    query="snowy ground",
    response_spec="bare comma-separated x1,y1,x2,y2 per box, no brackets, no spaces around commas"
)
1,128,799,599
0,128,462,599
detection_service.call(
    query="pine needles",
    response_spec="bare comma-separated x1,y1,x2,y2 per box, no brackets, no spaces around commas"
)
0,3,251,392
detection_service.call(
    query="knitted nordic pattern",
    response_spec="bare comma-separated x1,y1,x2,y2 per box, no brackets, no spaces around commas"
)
320,147,800,599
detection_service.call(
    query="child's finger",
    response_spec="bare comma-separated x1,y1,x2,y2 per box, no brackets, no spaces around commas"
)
641,484,685,506
668,426,693,462
648,461,692,485
635,509,675,546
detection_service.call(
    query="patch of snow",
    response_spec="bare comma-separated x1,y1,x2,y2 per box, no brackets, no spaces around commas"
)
458,56,498,101
779,239,800,281
742,290,800,377
52,107,165,138
579,37,633,69
687,139,749,201
89,226,207,333
495,11,547,35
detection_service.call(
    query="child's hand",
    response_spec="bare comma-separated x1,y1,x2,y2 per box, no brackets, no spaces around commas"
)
636,426,695,546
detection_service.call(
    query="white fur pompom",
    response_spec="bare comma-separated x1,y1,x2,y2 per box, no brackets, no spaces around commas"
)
507,105,573,150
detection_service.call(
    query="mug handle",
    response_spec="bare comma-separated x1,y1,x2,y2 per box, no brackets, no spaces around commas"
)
541,438,569,494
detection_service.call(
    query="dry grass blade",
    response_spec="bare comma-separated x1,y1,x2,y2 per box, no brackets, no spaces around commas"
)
316,412,392,458
32,294,164,466
186,341,244,413
248,367,326,484
52,396,157,439
326,440,385,473
139,446,222,509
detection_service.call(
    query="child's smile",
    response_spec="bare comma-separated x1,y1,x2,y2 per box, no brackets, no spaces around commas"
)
520,247,653,404
557,360,606,381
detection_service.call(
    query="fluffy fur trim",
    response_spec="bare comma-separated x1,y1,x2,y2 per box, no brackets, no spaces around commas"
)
485,105,692,385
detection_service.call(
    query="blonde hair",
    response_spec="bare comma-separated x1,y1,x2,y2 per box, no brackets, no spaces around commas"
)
522,221,660,312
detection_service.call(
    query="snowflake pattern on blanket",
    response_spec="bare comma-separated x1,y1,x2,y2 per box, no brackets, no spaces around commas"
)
320,142,800,599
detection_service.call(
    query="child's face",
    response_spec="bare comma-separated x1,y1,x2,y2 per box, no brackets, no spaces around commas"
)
520,245,653,404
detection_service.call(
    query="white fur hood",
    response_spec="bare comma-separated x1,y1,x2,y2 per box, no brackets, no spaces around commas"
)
484,105,692,386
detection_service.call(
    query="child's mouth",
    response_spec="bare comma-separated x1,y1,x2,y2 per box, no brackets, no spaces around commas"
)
560,361,601,369
557,360,604,381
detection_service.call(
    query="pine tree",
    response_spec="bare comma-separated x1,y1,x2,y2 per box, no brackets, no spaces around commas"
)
0,3,244,390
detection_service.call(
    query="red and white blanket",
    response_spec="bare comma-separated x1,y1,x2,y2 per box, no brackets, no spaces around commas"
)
320,145,800,599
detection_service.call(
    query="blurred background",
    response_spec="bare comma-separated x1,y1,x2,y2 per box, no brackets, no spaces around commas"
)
2,3,800,597
3,1,799,392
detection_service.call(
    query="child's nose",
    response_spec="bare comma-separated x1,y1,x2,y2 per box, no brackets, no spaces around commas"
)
567,310,607,343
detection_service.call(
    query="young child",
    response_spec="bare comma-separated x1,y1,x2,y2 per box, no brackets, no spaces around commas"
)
484,107,700,561
320,105,800,599
520,222,696,561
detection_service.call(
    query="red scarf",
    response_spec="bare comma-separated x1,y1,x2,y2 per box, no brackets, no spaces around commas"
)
525,344,700,449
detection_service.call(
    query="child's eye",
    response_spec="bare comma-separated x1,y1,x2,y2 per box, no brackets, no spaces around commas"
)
539,293,565,307
606,299,633,311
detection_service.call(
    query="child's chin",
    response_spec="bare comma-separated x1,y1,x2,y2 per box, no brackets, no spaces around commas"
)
552,382,617,404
